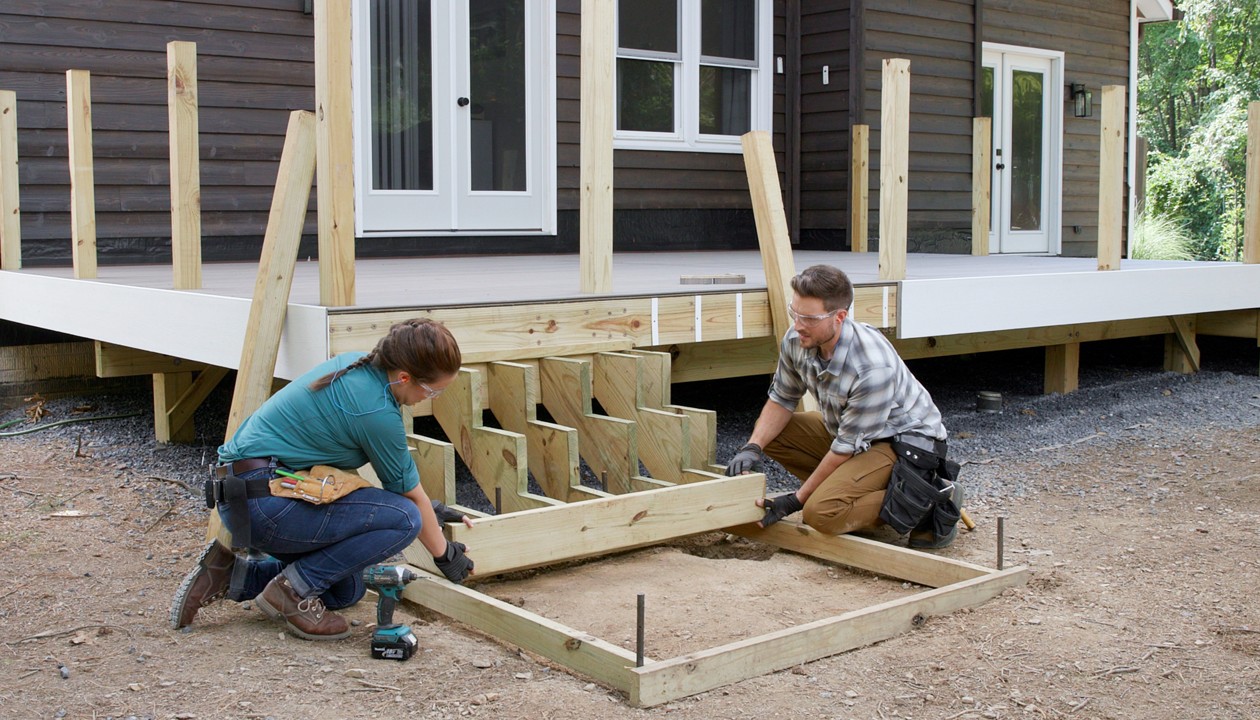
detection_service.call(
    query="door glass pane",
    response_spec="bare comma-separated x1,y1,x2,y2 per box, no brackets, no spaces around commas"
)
619,0,677,53
618,59,674,132
1010,69,1043,231
699,65,750,134
469,0,526,192
370,0,433,191
982,65,995,219
701,0,754,61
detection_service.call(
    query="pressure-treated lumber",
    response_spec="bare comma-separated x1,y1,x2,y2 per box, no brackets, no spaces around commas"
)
315,0,356,306
629,349,718,469
95,341,208,378
579,0,614,294
538,356,639,493
741,130,797,345
892,316,1176,360
407,433,456,505
1164,315,1200,374
1043,342,1079,395
167,41,202,290
224,111,317,439
850,124,869,252
593,352,689,483
66,70,97,279
447,474,766,577
1245,101,1259,265
1097,85,1125,271
0,90,20,270
432,368,561,513
972,117,992,256
878,59,910,281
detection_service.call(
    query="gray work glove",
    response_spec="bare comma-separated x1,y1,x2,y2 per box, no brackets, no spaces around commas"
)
431,500,464,528
725,442,765,476
435,541,474,584
758,492,804,528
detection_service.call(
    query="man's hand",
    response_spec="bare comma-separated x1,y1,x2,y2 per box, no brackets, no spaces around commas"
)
726,442,765,476
755,492,804,528
431,500,474,529
434,540,474,583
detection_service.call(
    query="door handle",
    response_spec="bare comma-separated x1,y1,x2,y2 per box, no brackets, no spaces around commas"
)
457,97,470,107
995,163,1006,170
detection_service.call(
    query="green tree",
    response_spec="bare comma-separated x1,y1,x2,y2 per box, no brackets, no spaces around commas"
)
1138,0,1260,260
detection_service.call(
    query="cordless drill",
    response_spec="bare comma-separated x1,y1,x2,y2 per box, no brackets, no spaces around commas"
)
362,565,421,661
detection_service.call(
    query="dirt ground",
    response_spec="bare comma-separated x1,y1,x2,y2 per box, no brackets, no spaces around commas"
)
1,423,1258,720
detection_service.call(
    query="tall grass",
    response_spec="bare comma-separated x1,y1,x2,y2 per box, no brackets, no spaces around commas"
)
1130,211,1196,261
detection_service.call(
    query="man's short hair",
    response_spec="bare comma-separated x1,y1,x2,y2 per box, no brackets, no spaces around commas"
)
790,265,853,313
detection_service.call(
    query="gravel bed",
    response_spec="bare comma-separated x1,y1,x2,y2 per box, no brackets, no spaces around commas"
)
4,336,1258,513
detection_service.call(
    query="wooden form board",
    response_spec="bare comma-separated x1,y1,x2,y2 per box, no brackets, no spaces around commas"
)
972,117,991,256
1097,85,1125,271
66,70,97,280
579,0,614,294
314,0,356,307
0,90,19,270
167,41,202,290
878,59,910,281
1246,101,1259,266
850,124,869,253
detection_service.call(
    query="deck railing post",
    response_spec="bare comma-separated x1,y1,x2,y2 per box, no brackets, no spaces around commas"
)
849,124,869,252
168,41,202,290
878,59,909,281
0,90,19,270
66,70,97,279
315,0,357,307
1097,85,1126,271
1244,101,1259,265
972,117,991,256
580,0,614,294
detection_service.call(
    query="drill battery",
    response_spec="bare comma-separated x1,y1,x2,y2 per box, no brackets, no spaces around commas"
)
370,624,418,661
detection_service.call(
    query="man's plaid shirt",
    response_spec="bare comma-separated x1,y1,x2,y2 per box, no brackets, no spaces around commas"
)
768,318,946,456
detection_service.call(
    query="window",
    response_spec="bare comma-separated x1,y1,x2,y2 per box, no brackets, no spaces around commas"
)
615,0,771,153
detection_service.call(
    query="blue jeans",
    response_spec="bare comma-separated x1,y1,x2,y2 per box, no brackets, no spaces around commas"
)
217,466,423,609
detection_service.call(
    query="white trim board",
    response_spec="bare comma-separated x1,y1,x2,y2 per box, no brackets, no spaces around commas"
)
0,271,329,380
896,263,1260,338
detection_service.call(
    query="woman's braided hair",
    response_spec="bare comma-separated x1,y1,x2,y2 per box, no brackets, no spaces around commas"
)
309,318,462,391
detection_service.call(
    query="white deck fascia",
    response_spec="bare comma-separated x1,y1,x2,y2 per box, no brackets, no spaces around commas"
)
0,270,329,380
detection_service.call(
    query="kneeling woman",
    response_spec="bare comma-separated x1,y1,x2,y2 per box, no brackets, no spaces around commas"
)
171,318,473,640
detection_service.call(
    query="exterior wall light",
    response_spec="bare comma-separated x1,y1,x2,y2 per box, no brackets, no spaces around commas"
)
1070,83,1093,118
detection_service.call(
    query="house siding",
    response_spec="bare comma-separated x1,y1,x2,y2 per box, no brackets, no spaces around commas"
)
796,0,851,247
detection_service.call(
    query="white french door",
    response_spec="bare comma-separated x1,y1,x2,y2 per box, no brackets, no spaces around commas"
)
354,0,554,234
981,46,1063,254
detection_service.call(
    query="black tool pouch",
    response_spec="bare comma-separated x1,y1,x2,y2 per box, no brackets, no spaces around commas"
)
879,435,956,536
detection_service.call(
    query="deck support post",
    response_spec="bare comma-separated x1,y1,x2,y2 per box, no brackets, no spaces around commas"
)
153,372,195,443
879,59,910,281
0,90,20,270
972,117,991,256
1097,85,1126,271
1164,315,1200,374
579,0,614,294
315,0,357,307
66,70,97,280
167,41,202,290
849,124,869,252
1043,342,1079,395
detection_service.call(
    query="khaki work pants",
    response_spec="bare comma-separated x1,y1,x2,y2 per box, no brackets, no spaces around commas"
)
763,411,896,535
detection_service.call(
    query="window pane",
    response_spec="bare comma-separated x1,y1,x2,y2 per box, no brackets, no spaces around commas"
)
698,65,750,135
370,0,433,191
1010,69,1044,232
469,0,526,191
701,0,754,61
619,0,677,53
618,58,674,132
980,66,994,118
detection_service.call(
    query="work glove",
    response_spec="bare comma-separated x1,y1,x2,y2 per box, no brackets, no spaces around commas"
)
758,492,804,528
725,442,765,476
431,500,465,528
435,540,474,584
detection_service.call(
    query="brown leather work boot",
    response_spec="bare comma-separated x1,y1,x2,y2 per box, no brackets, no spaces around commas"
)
169,540,237,629
255,575,351,641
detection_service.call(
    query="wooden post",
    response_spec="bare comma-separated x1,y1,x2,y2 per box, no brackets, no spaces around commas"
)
1244,101,1259,265
580,0,614,294
153,372,195,443
315,0,357,306
849,124,869,252
1043,342,1079,395
741,130,797,345
167,42,202,290
0,90,19,270
1164,315,1200,374
878,59,909,281
1097,85,1126,271
972,117,991,256
66,70,97,279
224,111,318,439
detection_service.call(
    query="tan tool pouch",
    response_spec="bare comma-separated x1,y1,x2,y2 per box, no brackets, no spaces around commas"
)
269,465,371,504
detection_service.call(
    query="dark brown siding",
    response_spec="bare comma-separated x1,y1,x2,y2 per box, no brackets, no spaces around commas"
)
985,0,1130,257
796,0,850,245
0,0,316,263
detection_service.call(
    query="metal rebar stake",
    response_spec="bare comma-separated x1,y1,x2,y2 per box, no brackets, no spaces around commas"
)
997,516,1005,570
636,593,646,668
494,487,502,515
601,470,608,493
